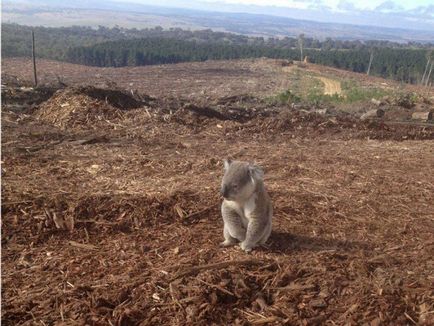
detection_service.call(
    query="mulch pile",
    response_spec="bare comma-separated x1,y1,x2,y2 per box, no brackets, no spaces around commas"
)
35,86,151,129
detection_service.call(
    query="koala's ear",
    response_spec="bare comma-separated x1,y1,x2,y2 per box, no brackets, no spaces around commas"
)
223,159,232,171
248,164,264,180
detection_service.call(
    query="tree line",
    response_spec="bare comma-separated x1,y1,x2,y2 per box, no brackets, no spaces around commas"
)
65,37,432,84
3,23,433,59
2,23,433,84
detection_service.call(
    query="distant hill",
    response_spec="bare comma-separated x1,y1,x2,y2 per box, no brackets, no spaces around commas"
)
3,0,434,43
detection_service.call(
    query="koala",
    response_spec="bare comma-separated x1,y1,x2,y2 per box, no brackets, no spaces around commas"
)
220,159,273,252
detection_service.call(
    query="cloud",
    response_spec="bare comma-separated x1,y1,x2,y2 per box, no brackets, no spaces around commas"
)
375,1,403,12
413,5,434,15
337,0,357,11
292,0,323,3
409,5,434,18
291,0,331,10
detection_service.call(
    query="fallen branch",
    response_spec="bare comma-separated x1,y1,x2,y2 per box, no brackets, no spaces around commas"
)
68,136,109,146
19,140,64,153
272,283,316,292
197,279,237,297
183,203,219,220
76,219,117,226
404,312,418,325
68,240,98,250
152,296,200,307
251,316,281,325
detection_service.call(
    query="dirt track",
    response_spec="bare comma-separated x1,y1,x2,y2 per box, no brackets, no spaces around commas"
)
316,77,342,95
1,61,434,325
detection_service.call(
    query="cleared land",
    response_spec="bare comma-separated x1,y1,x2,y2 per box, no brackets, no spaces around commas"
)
3,58,432,101
1,58,434,325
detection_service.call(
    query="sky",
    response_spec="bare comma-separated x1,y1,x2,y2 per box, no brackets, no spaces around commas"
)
4,0,434,32
111,0,434,30
202,0,432,10
115,0,434,11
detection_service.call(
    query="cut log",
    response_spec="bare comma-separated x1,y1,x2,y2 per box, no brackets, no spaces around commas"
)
360,109,385,120
411,111,433,121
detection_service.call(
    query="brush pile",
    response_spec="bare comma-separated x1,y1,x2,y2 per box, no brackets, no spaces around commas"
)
35,86,149,129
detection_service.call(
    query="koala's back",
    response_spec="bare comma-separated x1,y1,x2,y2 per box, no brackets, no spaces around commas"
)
254,186,273,221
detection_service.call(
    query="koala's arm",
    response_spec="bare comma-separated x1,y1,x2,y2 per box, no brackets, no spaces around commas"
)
241,215,268,250
221,202,246,241
241,200,272,251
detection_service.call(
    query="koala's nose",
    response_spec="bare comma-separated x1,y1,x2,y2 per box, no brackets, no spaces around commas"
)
221,185,229,198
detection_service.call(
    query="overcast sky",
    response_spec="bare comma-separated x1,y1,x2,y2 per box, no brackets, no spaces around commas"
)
4,0,433,32
204,0,432,10
115,0,434,11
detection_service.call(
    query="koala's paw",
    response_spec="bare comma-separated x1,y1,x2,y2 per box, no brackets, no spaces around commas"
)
220,240,236,247
240,241,253,253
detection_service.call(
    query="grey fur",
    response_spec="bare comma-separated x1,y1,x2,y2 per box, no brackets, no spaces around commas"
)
220,160,273,252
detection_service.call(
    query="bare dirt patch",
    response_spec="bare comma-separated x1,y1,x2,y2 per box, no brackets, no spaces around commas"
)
1,58,293,101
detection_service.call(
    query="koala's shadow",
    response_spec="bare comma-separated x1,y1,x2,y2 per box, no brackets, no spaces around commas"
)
265,231,371,254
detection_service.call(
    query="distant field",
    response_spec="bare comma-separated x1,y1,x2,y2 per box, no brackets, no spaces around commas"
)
2,9,204,30
3,2,434,42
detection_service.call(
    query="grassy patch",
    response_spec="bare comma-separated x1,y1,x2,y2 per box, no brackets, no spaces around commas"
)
270,89,302,104
305,93,341,105
341,81,391,102
272,75,396,106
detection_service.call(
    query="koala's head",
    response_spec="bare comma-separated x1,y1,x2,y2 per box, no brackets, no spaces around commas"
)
221,159,264,201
